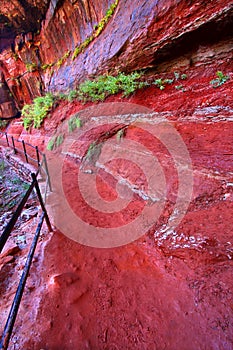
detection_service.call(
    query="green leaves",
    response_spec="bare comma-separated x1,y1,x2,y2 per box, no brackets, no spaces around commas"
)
152,71,187,91
22,93,55,130
68,117,82,133
210,71,229,88
46,133,64,151
0,120,8,130
72,0,119,61
78,71,142,101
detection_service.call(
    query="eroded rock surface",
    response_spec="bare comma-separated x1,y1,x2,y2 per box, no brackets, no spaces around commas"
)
0,0,232,107
0,0,233,349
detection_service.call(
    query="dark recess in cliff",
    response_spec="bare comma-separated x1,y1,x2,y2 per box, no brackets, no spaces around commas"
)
0,0,50,53
152,10,233,67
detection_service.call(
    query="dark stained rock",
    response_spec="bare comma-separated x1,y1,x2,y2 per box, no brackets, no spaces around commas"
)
0,64,19,118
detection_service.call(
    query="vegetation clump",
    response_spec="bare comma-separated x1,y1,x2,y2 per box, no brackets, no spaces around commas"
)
77,71,142,101
153,78,173,90
56,51,71,68
22,93,55,130
25,62,38,72
21,69,190,130
210,71,229,88
68,116,82,133
47,116,82,151
72,0,118,60
0,120,9,130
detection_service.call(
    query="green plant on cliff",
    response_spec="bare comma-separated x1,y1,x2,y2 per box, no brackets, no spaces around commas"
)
210,71,229,88
72,0,118,60
153,78,174,90
55,134,64,147
56,50,71,68
78,71,142,101
47,136,56,151
68,116,82,133
40,0,118,68
175,84,185,92
118,72,142,96
26,62,38,72
41,63,54,70
22,93,55,129
152,71,187,91
67,90,79,101
84,141,103,163
0,120,9,130
47,133,64,151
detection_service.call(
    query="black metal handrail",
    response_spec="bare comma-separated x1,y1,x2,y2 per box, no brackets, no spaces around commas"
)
0,131,53,349
0,131,52,201
0,130,42,167
0,173,53,350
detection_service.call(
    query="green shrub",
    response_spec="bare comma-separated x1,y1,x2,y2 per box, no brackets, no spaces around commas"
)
153,79,165,90
68,90,79,102
174,71,180,80
22,93,55,129
26,62,38,72
181,74,187,80
85,141,100,161
0,120,8,129
78,71,142,101
175,85,185,92
57,92,68,100
153,78,174,90
68,117,82,133
56,50,71,67
47,136,56,151
117,72,142,96
210,71,229,88
56,134,64,147
41,63,54,70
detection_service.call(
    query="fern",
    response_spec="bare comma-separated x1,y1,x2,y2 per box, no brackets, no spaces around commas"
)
210,71,229,88
78,71,142,101
22,93,55,130
68,117,82,133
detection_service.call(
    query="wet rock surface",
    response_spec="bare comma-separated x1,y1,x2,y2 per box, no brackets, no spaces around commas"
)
1,57,232,349
0,0,232,349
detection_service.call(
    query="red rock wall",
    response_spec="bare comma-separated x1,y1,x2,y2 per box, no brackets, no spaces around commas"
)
0,0,232,108
0,0,112,108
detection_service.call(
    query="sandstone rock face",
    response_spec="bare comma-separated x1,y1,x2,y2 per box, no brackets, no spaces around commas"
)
0,1,233,350
0,0,232,107
0,0,49,52
0,67,18,119
49,0,233,91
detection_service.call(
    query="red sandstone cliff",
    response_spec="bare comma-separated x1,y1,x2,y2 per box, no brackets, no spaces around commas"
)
0,0,233,111
0,2,233,350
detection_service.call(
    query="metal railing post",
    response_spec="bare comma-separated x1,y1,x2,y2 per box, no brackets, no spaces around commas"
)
31,173,52,232
22,140,28,163
11,136,16,153
42,154,52,192
0,213,45,350
35,146,40,167
5,132,9,147
0,179,36,253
